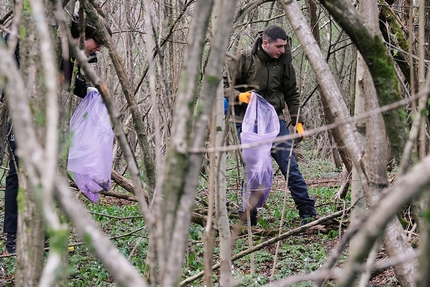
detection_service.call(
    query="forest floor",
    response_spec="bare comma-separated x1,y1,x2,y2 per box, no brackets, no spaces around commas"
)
214,171,402,287
0,151,412,286
263,174,400,287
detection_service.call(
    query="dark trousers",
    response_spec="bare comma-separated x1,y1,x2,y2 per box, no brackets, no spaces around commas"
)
4,130,18,234
272,120,315,217
238,119,316,218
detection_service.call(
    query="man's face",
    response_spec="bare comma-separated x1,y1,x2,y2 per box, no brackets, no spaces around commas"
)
262,38,287,59
85,38,103,55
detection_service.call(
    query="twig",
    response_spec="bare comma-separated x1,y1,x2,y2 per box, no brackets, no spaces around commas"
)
272,107,301,277
179,209,349,286
263,248,420,287
190,86,430,154
89,212,143,220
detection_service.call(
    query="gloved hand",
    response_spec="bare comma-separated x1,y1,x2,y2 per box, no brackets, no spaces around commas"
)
238,92,252,104
87,86,99,94
296,122,305,141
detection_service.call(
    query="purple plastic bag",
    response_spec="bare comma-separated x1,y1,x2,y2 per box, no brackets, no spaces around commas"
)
240,92,280,209
67,91,114,202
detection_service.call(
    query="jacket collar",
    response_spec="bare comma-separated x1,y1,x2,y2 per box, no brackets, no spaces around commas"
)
256,44,276,63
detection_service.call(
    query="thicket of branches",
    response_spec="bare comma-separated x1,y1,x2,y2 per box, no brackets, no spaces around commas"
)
0,0,430,286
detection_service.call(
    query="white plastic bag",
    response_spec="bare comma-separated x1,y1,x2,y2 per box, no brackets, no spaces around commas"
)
67,91,114,202
240,92,280,208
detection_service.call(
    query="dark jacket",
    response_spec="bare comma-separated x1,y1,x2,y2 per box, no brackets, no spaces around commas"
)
61,53,93,98
223,36,302,124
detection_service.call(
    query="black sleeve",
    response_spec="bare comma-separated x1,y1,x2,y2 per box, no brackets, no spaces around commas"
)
74,77,88,98
4,34,20,69
1,34,20,102
69,53,98,98
61,56,90,98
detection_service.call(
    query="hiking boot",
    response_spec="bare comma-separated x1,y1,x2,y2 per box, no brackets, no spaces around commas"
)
5,233,16,254
238,209,258,226
300,215,315,226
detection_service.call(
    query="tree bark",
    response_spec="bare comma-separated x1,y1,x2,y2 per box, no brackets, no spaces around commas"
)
154,0,240,284
336,154,430,286
279,0,367,187
215,83,233,287
13,4,45,286
0,101,9,165
317,0,407,164
416,189,430,287
280,0,417,286
86,4,157,193
155,1,215,285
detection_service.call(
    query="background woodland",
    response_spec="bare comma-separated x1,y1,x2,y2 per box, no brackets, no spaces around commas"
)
1,0,430,286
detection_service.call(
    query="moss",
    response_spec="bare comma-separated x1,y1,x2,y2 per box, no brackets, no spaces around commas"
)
17,187,26,213
206,75,219,85
397,213,408,228
19,26,26,39
398,108,406,121
48,228,68,251
194,102,204,117
35,110,46,126
362,36,407,162
83,232,94,251
23,0,32,14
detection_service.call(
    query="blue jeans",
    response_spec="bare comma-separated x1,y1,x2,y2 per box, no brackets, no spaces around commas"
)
237,120,316,218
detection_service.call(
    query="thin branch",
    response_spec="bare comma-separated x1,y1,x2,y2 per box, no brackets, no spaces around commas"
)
179,209,350,286
190,86,430,154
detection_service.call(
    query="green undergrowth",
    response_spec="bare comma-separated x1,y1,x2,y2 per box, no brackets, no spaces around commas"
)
0,152,349,286
67,198,148,286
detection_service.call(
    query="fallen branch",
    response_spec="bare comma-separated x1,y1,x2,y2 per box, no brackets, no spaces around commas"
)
99,191,138,202
264,249,420,287
179,209,350,286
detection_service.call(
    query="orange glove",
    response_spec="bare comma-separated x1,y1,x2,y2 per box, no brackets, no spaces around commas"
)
296,122,305,141
238,92,252,104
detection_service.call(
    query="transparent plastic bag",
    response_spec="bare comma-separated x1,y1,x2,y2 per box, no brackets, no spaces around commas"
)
67,91,114,202
240,92,280,209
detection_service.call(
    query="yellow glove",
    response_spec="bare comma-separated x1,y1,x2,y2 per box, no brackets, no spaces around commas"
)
296,122,305,141
238,92,252,104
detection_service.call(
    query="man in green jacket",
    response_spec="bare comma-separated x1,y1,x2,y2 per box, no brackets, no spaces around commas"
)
224,25,316,226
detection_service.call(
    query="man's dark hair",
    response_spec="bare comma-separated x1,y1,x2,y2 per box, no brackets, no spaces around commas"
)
262,25,287,43
70,14,112,45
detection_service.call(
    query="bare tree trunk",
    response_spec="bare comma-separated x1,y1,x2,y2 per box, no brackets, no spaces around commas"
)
350,52,366,252
280,0,366,186
86,5,157,192
212,4,234,285
154,0,239,284
317,0,407,164
281,0,418,286
202,3,232,286
0,101,9,164
418,0,427,160
336,155,430,286
14,5,45,286
155,1,215,285
215,82,233,287
305,0,350,180
358,0,392,283
416,189,430,287
204,103,217,287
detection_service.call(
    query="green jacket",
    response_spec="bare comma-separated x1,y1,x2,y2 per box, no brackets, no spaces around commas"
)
223,37,302,125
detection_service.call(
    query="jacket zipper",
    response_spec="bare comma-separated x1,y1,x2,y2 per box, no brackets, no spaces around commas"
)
265,61,269,95
266,60,283,112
